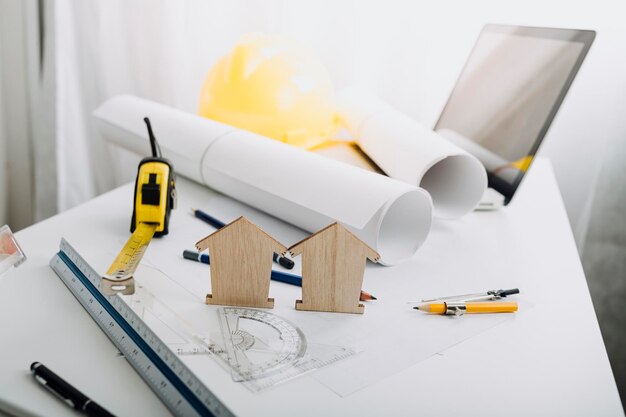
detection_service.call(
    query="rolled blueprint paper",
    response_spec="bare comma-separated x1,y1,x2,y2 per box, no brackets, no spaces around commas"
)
94,95,432,265
337,91,487,219
436,128,518,184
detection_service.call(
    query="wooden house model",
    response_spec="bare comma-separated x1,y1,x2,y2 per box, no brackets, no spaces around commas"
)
289,222,379,314
195,216,287,308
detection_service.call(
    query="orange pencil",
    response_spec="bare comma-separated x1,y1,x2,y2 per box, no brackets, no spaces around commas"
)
359,290,377,301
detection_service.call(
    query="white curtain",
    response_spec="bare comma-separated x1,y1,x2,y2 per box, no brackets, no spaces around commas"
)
0,0,56,230
0,58,6,224
50,0,626,250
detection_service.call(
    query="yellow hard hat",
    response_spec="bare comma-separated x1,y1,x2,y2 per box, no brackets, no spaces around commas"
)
198,33,337,149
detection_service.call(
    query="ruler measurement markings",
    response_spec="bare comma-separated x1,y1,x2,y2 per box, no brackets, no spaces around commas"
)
55,252,209,416
51,240,234,417
53,257,189,414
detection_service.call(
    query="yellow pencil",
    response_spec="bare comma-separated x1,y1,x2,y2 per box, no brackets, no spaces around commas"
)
414,301,518,315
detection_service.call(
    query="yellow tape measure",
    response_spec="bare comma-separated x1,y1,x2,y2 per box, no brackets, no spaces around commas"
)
101,117,176,296
101,222,157,295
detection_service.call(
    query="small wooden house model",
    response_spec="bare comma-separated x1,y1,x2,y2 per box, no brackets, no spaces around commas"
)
289,222,379,314
195,216,287,308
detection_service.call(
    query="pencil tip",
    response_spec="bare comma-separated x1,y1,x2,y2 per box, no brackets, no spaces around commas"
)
370,295,377,300
413,306,420,310
190,208,196,214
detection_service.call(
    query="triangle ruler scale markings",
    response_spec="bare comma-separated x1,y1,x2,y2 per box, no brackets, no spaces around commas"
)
121,275,360,393
217,307,307,381
211,307,358,392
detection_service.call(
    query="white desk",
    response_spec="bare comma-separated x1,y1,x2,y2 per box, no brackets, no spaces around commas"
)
0,159,622,417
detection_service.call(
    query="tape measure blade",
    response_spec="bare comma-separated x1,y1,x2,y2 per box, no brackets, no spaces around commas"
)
106,222,156,278
50,239,235,417
102,223,157,295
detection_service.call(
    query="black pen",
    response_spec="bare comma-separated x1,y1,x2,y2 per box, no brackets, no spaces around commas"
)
30,362,117,417
191,208,295,269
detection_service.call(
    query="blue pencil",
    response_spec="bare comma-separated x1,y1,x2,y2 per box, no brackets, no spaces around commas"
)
191,208,225,229
182,250,376,301
191,208,295,270
183,250,301,285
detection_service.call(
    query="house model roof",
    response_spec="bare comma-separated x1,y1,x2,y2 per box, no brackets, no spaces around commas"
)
289,222,379,262
196,216,287,252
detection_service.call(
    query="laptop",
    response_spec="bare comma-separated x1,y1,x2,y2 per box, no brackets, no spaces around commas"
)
434,24,595,209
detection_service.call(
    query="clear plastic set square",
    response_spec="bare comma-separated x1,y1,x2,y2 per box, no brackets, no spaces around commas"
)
121,264,358,393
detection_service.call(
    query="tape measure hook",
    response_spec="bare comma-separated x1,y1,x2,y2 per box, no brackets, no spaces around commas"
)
101,276,135,295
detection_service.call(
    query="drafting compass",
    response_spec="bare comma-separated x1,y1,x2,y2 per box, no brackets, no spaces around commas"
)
413,288,520,316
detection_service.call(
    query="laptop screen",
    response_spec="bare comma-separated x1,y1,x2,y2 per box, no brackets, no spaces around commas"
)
435,25,595,204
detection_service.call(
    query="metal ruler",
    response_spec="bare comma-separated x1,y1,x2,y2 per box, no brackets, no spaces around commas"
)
49,238,235,417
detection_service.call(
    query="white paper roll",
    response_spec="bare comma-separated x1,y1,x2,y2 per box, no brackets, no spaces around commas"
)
94,95,432,265
338,91,487,219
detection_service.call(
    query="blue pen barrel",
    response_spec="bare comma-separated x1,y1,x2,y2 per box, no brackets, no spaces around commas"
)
182,250,375,301
183,250,302,286
268,270,302,286
183,249,206,263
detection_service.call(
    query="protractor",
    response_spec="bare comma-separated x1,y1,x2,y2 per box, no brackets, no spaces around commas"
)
218,307,307,381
